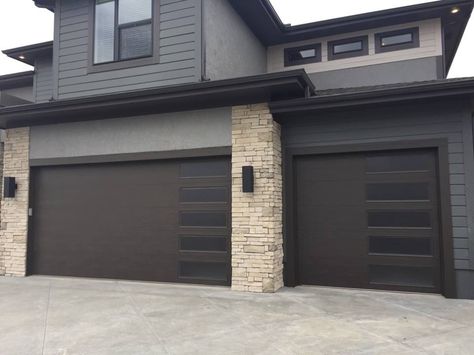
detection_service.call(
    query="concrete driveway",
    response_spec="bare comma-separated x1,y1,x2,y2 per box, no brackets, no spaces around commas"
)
0,277,473,355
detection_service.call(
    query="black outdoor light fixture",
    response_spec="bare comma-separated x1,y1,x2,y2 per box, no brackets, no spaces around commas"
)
4,177,17,198
242,166,254,193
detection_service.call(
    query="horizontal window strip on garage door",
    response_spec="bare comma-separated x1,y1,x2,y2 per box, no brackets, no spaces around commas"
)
177,158,231,284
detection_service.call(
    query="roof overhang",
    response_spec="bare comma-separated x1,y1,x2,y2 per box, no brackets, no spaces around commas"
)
0,71,34,90
33,0,55,11
270,78,474,122
0,70,315,129
229,0,474,72
0,92,33,107
2,42,53,66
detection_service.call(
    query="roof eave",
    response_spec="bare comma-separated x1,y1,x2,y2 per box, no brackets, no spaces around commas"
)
33,0,55,12
2,41,53,66
0,70,315,129
270,79,474,121
0,71,34,90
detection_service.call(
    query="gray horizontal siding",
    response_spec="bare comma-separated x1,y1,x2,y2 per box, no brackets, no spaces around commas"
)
283,99,473,270
57,0,200,99
34,56,53,103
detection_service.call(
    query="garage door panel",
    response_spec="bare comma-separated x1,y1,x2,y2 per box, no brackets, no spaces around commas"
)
29,157,231,285
296,154,365,180
298,207,366,231
295,149,442,293
298,182,366,206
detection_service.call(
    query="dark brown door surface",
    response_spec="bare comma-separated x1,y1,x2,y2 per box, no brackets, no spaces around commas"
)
295,149,441,293
29,157,231,286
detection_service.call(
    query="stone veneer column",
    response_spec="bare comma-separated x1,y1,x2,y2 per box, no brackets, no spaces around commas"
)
231,103,284,293
0,139,4,275
0,128,30,276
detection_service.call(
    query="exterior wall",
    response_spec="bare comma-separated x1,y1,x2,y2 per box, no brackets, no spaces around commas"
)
231,104,283,293
309,57,443,90
282,98,474,297
56,0,202,99
30,108,231,160
203,0,266,80
0,128,30,277
268,19,443,82
34,55,53,103
456,270,474,299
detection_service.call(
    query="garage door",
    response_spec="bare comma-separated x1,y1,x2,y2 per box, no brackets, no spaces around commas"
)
295,149,441,293
28,157,231,286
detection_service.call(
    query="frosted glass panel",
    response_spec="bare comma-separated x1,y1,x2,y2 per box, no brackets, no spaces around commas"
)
119,0,152,24
94,0,115,64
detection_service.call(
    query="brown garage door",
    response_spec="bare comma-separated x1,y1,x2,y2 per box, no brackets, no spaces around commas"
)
295,149,442,293
28,157,231,286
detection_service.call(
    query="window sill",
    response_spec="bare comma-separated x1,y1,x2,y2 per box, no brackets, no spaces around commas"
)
88,56,157,74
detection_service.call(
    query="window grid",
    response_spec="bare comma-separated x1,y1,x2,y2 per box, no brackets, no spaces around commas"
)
94,0,153,65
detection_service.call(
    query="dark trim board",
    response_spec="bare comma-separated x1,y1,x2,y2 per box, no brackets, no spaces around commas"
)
471,113,474,270
0,70,314,128
283,139,457,298
30,147,232,167
270,80,474,121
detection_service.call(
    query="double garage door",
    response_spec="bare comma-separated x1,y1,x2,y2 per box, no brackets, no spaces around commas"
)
29,149,444,293
294,149,443,294
28,157,231,286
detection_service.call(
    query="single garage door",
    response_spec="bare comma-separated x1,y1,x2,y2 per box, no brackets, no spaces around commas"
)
28,157,231,286
295,149,442,293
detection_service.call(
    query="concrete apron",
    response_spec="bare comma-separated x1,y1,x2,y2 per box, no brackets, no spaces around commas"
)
0,276,474,355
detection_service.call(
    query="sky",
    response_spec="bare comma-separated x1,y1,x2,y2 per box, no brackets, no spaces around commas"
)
0,0,473,77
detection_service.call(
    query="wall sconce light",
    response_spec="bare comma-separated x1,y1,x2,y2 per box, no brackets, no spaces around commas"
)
4,177,17,198
242,166,254,193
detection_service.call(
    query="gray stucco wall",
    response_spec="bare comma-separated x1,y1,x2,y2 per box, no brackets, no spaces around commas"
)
34,55,53,103
30,107,231,160
282,98,474,298
203,0,266,80
309,56,443,90
55,0,202,99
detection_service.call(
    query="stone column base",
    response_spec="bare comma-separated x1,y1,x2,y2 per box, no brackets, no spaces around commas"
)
231,104,284,293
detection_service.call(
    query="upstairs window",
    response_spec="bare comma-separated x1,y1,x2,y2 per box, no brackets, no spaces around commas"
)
94,0,154,64
375,28,420,53
328,36,368,60
284,44,322,67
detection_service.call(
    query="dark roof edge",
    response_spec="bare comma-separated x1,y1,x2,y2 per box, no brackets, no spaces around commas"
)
231,0,473,75
447,2,473,72
2,41,53,66
0,71,34,89
0,70,315,128
281,0,474,33
259,0,287,29
33,0,55,11
270,78,474,118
